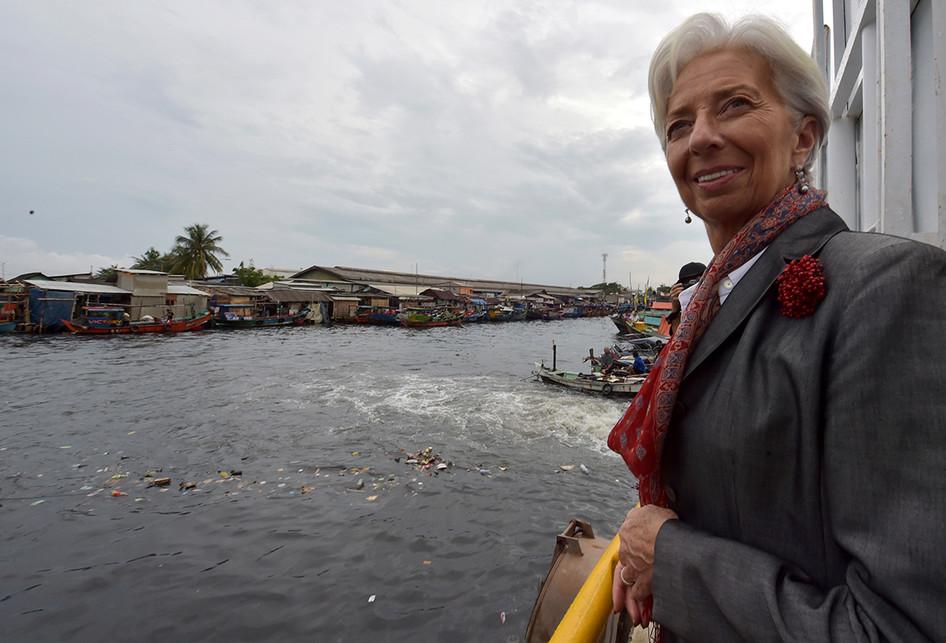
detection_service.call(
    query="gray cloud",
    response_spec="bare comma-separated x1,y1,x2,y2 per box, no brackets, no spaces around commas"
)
0,0,812,286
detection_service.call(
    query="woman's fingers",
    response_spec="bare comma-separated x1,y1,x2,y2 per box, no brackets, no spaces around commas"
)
626,594,642,626
612,563,625,613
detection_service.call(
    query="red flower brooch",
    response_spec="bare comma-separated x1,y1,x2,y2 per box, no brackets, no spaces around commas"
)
776,254,826,318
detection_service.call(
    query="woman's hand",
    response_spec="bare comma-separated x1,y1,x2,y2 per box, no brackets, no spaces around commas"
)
612,505,679,623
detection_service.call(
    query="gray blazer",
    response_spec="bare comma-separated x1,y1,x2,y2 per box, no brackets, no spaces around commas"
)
652,207,946,641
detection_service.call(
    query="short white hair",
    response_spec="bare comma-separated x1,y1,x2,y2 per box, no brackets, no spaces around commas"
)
648,13,830,170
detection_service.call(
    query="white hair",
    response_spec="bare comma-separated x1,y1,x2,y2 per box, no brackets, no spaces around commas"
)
648,13,830,170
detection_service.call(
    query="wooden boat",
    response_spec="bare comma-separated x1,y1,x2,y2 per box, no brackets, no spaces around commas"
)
368,307,402,325
534,363,644,396
398,308,463,328
212,304,309,328
462,309,489,323
62,307,212,334
488,306,527,321
527,307,565,321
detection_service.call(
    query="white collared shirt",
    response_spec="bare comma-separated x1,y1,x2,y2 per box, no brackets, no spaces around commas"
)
678,249,766,313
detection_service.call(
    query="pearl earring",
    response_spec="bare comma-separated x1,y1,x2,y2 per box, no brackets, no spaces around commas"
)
794,165,809,193
684,209,692,224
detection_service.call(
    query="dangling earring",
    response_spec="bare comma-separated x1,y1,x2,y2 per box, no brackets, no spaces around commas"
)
684,209,692,224
794,165,809,193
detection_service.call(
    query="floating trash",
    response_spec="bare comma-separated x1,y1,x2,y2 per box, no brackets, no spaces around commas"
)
560,465,574,471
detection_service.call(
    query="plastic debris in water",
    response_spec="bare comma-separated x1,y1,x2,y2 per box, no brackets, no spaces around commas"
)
368,595,376,603
560,465,574,471
500,612,506,624
580,464,590,475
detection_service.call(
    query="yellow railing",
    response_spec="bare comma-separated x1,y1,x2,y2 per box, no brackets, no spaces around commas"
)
548,533,620,643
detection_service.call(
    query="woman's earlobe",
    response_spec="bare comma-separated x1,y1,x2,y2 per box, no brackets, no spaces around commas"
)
793,115,819,163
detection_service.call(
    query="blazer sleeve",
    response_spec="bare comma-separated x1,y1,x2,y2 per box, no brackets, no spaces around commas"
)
651,236,946,642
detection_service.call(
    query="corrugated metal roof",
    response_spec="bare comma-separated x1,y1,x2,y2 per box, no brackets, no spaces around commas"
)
25,279,129,295
366,284,428,297
293,266,596,297
420,288,462,300
168,284,211,296
195,285,263,297
120,268,166,275
265,288,334,303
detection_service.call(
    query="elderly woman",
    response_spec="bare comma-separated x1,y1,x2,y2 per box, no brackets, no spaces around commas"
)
608,13,946,641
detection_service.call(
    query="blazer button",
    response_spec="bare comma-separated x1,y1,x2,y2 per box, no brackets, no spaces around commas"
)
665,486,677,503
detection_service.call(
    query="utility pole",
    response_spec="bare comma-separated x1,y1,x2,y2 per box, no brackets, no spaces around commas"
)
602,253,608,284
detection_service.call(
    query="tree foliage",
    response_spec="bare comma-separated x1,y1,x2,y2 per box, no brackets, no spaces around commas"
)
94,265,118,281
131,247,174,272
169,224,230,280
233,261,279,287
583,281,625,294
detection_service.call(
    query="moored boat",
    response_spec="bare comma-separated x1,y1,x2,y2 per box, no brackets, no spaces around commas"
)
534,363,644,396
398,308,463,328
212,304,310,328
62,307,212,334
488,306,527,321
527,306,565,321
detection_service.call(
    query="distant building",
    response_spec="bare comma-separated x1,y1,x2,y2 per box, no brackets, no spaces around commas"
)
289,265,600,301
814,0,944,249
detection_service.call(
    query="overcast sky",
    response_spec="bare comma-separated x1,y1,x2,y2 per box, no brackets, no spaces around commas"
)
1,1,813,288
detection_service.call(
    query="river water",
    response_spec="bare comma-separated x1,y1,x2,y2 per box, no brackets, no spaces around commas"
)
1,318,639,642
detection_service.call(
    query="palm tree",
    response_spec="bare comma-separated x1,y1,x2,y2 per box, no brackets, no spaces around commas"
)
170,224,230,280
94,264,118,281
131,247,172,272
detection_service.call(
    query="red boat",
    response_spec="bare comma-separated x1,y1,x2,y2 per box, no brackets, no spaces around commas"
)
62,307,212,334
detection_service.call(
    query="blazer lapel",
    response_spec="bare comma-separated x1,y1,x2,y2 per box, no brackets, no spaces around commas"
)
683,207,848,379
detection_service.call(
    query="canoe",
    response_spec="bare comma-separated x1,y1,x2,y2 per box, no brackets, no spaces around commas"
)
534,364,644,396
62,311,212,334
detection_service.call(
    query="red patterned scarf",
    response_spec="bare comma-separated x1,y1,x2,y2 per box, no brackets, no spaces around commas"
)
608,184,826,503
606,183,826,633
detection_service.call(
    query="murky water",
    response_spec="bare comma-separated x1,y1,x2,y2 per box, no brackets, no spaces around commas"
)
1,319,639,642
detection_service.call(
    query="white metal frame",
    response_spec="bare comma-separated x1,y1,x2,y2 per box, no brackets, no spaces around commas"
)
813,0,945,248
